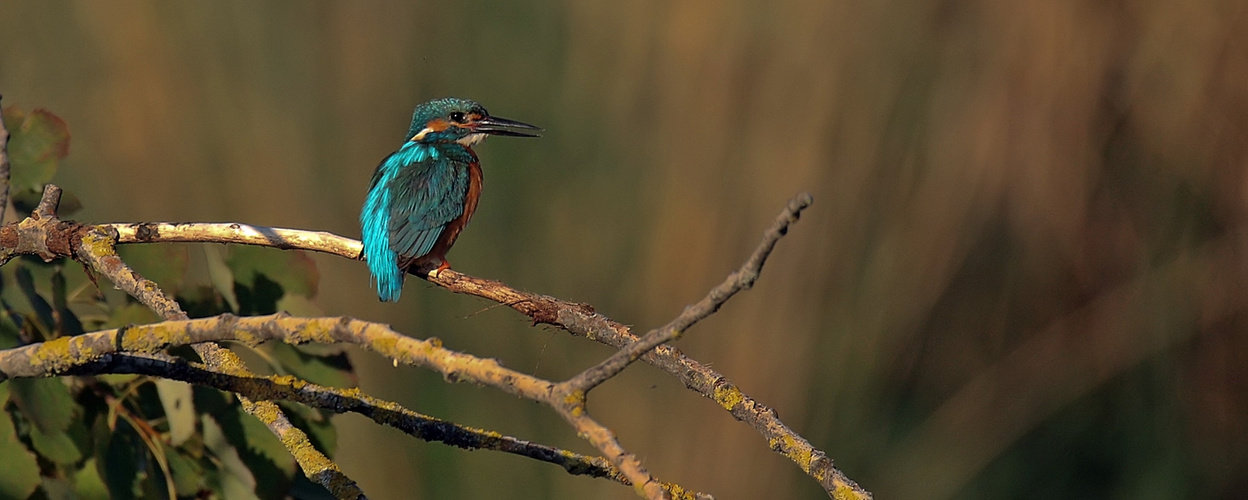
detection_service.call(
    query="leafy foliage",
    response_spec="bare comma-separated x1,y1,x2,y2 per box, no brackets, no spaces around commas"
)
0,105,354,498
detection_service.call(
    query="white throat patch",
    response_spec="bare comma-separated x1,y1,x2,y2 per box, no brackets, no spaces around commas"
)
456,133,488,146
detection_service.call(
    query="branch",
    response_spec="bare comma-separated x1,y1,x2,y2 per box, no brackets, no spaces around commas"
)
2,192,868,498
63,208,364,498
565,193,812,392
0,314,710,500
111,222,362,258
423,208,869,499
13,350,631,485
0,184,79,266
100,205,867,499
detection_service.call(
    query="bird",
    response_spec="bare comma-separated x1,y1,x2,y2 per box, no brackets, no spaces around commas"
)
360,97,540,302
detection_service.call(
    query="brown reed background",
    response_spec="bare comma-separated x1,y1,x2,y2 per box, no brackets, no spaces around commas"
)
2,1,1246,498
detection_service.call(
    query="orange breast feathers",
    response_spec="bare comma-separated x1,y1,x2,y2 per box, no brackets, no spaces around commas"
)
424,161,483,263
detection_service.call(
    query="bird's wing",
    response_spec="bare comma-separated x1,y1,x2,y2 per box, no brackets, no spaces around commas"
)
385,156,471,260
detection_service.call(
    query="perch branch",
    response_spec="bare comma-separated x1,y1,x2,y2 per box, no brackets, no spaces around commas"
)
2,191,694,499
111,222,362,257
89,196,868,499
0,192,866,498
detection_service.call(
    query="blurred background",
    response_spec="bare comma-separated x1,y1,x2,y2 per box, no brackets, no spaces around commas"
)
2,0,1247,498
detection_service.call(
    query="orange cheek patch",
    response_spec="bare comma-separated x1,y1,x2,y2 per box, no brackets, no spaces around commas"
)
411,118,453,141
425,118,451,132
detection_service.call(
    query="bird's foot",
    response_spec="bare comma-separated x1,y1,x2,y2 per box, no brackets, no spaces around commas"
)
411,254,452,279
413,256,451,279
430,261,451,278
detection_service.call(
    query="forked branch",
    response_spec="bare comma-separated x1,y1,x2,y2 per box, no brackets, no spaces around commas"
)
23,186,367,500
0,184,870,499
564,193,813,392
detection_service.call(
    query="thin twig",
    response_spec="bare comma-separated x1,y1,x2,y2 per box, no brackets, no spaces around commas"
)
34,184,62,221
564,193,812,392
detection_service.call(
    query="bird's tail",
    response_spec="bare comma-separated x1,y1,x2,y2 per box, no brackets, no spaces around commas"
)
362,184,403,302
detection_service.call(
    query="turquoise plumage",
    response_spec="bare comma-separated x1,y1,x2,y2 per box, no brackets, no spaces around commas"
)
360,98,539,302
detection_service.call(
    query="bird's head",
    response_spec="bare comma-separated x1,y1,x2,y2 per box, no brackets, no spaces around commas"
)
405,97,540,146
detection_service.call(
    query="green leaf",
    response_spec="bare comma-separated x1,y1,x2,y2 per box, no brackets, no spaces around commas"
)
64,416,94,465
227,246,319,299
96,419,140,500
9,377,76,434
3,107,70,192
0,407,42,500
40,477,77,500
72,458,109,500
175,285,233,319
101,302,162,329
30,425,83,464
277,400,338,458
191,386,232,417
117,244,189,297
275,294,323,317
51,268,85,338
201,415,260,500
234,273,284,316
50,267,68,314
215,404,294,500
164,448,204,497
289,474,337,500
154,379,195,446
203,247,239,313
14,266,55,339
0,306,20,349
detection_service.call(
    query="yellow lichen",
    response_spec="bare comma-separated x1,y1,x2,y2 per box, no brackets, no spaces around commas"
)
234,328,263,347
713,383,744,411
119,324,175,353
295,319,335,344
781,434,814,470
371,336,399,358
79,231,118,257
28,337,73,372
832,480,866,500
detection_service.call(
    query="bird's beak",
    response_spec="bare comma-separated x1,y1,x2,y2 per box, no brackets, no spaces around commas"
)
474,116,542,137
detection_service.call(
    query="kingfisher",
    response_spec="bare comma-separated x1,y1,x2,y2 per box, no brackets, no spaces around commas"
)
360,97,540,302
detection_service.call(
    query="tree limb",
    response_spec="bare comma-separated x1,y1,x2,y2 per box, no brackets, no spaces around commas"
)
12,350,633,485
0,313,709,500
0,189,869,499
56,196,364,499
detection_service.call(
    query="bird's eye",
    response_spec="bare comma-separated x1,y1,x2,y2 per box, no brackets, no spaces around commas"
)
449,112,466,123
